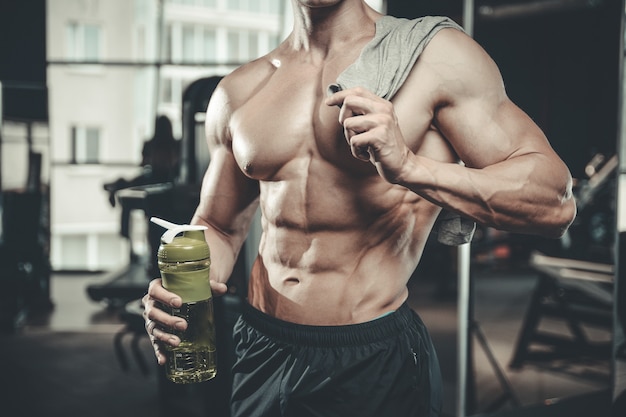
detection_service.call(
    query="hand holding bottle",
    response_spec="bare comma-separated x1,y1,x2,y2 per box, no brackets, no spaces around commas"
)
142,217,218,384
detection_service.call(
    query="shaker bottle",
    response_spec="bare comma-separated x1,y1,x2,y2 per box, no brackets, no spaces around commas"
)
151,216,217,384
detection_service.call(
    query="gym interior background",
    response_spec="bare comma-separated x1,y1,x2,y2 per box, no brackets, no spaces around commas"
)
1,0,625,416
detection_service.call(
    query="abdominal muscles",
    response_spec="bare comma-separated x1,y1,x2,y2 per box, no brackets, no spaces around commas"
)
247,173,441,325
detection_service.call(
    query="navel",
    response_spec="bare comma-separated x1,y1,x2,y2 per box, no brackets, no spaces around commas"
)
284,277,300,285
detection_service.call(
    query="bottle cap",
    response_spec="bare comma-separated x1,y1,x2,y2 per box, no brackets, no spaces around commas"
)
151,217,212,302
152,217,210,262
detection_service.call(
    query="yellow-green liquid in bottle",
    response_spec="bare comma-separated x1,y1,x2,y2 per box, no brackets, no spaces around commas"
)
163,298,217,384
158,248,217,384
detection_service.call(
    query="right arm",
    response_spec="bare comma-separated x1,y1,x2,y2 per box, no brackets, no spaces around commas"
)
142,78,260,364
191,82,261,291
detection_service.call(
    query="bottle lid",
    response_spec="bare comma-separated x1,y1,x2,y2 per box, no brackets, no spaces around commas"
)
151,217,210,262
151,217,212,302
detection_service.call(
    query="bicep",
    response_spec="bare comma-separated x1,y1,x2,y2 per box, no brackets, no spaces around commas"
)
193,145,259,235
434,82,573,205
436,96,556,169
426,30,559,169
192,83,260,238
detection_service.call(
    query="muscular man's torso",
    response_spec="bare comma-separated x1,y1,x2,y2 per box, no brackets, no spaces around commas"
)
224,22,458,325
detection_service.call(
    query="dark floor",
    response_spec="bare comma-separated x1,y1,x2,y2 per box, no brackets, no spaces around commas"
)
1,257,614,417
409,267,612,417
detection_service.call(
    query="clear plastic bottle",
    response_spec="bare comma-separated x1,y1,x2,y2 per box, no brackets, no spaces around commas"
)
152,217,217,384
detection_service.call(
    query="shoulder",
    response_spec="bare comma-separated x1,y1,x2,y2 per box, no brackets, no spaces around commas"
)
421,26,495,70
205,55,279,145
417,27,506,104
377,14,463,33
211,56,278,113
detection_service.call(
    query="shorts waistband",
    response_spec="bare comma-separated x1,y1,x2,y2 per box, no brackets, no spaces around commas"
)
240,301,416,347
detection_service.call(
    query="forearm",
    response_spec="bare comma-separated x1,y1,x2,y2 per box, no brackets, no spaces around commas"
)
189,144,261,285
191,211,254,285
399,152,576,238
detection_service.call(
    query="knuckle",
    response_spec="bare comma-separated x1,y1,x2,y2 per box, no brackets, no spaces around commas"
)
152,340,162,353
381,100,393,112
340,96,353,110
147,277,161,293
376,112,394,126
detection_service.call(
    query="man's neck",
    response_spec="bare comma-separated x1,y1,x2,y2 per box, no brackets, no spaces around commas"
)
289,0,380,56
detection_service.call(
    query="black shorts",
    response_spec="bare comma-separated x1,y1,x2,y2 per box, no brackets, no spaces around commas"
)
230,302,442,417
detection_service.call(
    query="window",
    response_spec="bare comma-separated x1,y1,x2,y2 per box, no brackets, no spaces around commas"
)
182,24,196,62
227,30,241,62
249,0,261,13
227,30,264,62
71,126,101,164
248,31,259,59
227,0,242,11
137,25,146,60
161,78,174,103
66,22,102,61
164,23,173,62
203,28,216,62
268,0,280,14
169,0,216,6
176,24,218,63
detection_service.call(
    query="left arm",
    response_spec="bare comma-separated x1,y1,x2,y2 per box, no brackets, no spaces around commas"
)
326,28,576,238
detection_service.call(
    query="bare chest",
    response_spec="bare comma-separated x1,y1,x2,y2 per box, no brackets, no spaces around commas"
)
228,52,454,185
229,59,379,181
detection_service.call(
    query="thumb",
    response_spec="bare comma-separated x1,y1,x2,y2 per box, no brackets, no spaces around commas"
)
210,280,228,296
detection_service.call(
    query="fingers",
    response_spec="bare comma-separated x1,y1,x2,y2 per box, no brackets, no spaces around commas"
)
143,294,187,337
211,280,228,296
326,87,392,125
342,111,390,162
141,277,228,365
147,278,182,308
327,88,383,124
325,86,379,110
342,123,374,161
143,315,166,364
141,301,162,364
144,317,156,335
142,278,187,365
326,87,396,160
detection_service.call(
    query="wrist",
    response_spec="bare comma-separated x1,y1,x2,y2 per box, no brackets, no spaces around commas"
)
395,153,430,189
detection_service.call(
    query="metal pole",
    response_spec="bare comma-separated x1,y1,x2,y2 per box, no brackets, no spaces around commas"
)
457,242,471,417
464,0,475,36
457,3,474,417
0,80,3,194
615,0,626,405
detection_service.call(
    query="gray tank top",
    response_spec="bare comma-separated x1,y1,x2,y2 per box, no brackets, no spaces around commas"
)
327,15,475,246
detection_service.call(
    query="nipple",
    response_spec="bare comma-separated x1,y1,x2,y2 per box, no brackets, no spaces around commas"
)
243,162,254,175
